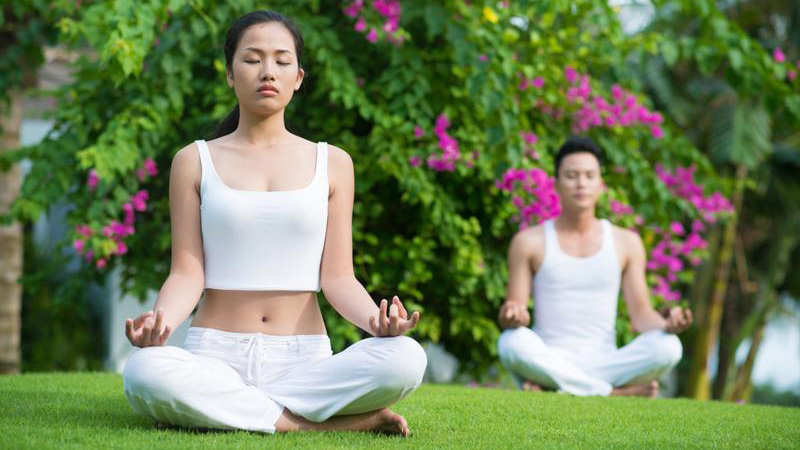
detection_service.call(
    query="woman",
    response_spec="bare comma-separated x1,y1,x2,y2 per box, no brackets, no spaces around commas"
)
122,10,426,436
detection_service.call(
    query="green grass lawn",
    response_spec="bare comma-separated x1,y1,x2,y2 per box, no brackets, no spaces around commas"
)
1,372,798,449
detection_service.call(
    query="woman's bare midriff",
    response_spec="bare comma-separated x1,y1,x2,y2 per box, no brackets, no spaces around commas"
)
191,290,328,335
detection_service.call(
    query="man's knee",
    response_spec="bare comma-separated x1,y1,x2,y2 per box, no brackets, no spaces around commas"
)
654,333,683,367
498,327,540,364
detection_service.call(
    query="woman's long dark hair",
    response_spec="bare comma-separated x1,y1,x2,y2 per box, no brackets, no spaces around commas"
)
209,11,305,139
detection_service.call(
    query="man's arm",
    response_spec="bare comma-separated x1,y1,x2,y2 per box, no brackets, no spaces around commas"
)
498,228,542,329
620,229,692,334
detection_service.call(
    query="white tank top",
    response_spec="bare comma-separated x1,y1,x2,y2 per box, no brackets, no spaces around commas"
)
196,140,329,291
532,219,621,356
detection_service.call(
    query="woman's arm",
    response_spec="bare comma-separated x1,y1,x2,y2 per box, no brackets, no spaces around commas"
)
319,145,418,336
125,143,206,347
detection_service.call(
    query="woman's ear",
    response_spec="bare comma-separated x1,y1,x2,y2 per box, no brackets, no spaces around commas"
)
294,67,305,91
226,68,234,88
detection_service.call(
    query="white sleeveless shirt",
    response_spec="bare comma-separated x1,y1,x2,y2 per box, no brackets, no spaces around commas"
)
196,140,329,291
532,219,621,356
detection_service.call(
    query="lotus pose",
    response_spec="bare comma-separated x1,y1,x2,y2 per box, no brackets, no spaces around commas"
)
123,11,426,435
497,137,692,397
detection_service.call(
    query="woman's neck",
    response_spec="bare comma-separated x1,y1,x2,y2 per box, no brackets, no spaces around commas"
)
232,108,293,147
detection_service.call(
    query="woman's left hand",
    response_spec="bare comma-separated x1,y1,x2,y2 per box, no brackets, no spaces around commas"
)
369,295,420,337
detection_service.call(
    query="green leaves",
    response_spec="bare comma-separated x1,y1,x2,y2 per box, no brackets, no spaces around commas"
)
710,100,771,169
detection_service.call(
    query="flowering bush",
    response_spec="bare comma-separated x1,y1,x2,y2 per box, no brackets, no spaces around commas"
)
6,0,792,376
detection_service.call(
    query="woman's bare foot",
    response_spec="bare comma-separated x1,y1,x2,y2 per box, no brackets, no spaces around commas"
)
275,407,410,436
521,380,542,392
611,380,659,398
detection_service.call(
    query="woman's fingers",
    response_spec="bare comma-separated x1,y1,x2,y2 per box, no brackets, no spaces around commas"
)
685,309,693,325
393,296,408,319
132,311,154,328
125,318,135,342
408,311,420,329
150,309,164,343
369,315,380,336
141,315,154,346
158,326,172,346
379,299,390,333
389,314,400,336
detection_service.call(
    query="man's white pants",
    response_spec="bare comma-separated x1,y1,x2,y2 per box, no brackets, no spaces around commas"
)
123,327,427,433
497,327,682,396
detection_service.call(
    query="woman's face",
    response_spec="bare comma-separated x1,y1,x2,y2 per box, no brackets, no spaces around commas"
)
227,22,304,115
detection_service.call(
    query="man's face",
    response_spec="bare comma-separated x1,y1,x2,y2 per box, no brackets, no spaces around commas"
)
555,152,604,211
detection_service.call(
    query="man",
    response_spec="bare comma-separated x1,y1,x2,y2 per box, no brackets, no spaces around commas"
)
497,137,692,397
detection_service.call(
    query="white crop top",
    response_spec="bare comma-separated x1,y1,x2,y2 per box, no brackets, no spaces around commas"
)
196,140,329,291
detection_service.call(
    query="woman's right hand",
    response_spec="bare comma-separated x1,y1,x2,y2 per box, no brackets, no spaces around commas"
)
125,308,172,348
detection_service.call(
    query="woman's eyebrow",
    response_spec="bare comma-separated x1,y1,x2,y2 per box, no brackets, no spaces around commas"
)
241,47,294,55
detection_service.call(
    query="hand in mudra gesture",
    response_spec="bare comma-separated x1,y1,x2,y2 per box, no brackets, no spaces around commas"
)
663,306,693,334
125,308,173,348
498,301,530,328
369,296,420,337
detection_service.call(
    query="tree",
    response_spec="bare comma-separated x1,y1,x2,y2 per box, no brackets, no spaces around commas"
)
0,1,60,374
5,0,789,379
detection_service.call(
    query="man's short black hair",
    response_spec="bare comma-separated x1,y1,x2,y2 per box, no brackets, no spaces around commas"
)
554,136,605,176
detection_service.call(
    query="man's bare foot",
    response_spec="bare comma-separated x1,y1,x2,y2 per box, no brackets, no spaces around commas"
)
521,380,542,392
371,408,409,436
611,380,659,398
276,407,410,436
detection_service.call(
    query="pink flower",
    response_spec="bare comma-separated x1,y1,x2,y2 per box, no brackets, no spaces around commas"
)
532,76,544,88
75,225,92,237
670,221,684,236
131,191,148,212
137,169,146,182
87,169,99,190
96,258,107,269
774,47,785,63
414,125,425,139
366,28,378,43
789,70,797,82
383,17,398,33
115,241,128,255
144,157,158,176
73,240,84,254
479,54,488,61
564,67,578,83
651,125,664,139
343,0,363,18
521,131,538,144
354,17,367,32
409,156,421,167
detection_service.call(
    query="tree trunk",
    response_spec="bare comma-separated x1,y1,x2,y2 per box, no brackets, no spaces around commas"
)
726,218,799,401
686,164,747,399
729,316,766,402
711,283,739,400
0,89,24,374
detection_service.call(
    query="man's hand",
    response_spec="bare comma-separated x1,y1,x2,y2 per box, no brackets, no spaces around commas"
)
498,301,530,329
125,308,172,348
369,296,421,337
663,306,693,334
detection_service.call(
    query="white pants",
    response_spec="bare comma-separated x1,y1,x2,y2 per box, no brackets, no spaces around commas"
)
497,327,682,396
123,327,427,433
